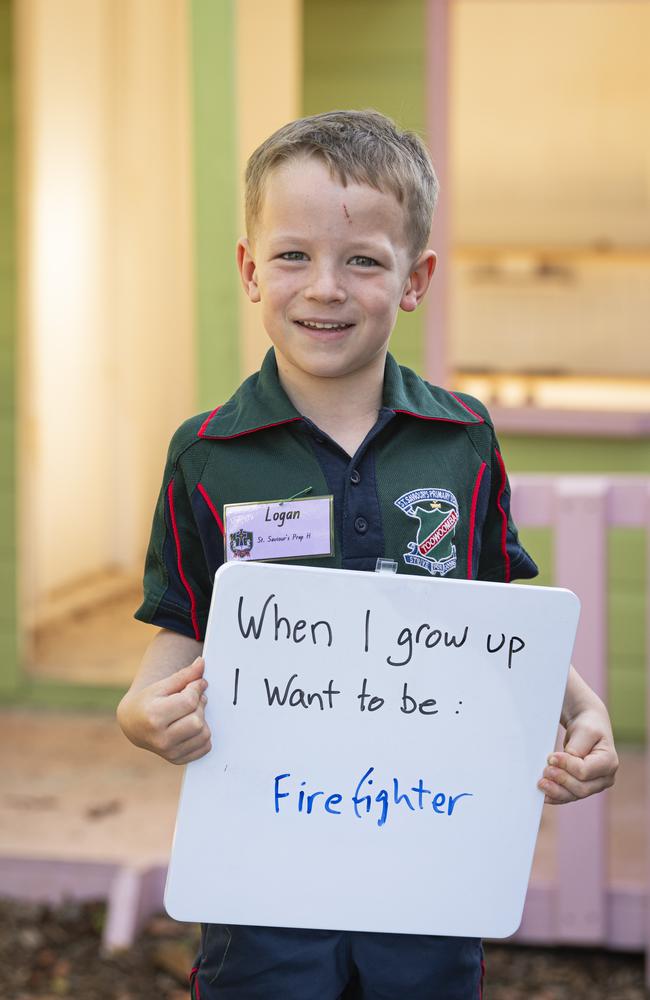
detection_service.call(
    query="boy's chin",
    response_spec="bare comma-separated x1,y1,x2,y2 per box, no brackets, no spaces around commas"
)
276,347,387,383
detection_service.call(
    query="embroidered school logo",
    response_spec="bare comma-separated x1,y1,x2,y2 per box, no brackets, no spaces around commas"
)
394,488,459,576
229,528,254,559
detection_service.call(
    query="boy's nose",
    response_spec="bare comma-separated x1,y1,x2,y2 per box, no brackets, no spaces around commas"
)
304,267,347,303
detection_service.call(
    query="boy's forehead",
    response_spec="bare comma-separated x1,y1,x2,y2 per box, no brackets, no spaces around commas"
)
257,156,408,243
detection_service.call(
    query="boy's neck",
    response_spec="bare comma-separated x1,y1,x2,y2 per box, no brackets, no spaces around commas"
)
274,351,387,456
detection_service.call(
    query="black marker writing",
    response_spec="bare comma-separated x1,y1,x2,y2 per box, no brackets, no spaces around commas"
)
237,593,333,646
264,673,341,710
387,623,469,666
400,682,438,715
486,633,526,668
357,677,385,712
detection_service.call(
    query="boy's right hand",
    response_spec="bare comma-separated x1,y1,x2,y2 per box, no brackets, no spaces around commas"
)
117,657,212,765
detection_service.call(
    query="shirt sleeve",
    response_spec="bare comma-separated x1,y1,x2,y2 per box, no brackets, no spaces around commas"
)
134,432,213,641
476,434,538,584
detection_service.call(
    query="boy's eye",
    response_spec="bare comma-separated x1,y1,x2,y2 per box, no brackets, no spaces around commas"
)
279,251,308,261
349,255,379,267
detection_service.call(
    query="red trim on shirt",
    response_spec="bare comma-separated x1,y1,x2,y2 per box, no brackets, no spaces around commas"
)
167,479,201,640
449,393,486,423
197,482,224,534
199,413,302,439
494,449,511,583
198,406,222,437
393,408,483,426
467,461,487,579
479,957,486,998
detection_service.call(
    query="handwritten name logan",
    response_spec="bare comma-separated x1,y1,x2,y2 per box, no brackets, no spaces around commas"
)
265,506,301,529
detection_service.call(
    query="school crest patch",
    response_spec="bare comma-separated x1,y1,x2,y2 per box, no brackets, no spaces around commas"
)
229,528,253,559
394,488,459,576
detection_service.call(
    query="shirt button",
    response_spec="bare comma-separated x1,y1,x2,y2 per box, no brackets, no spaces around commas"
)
354,516,368,534
350,469,361,485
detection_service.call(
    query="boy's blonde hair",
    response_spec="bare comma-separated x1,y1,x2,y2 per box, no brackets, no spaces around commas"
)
245,109,439,259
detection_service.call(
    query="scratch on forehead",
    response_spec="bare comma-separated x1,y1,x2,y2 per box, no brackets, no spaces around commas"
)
343,202,351,222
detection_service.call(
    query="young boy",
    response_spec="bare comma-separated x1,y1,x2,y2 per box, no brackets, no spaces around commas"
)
118,110,618,999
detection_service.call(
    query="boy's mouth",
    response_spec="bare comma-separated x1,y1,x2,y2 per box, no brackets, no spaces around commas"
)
295,320,354,332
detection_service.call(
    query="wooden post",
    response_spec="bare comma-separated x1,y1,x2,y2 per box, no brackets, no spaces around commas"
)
553,478,609,943
0,0,19,696
425,0,450,389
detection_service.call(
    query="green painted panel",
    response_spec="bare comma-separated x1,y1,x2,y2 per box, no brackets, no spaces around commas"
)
189,0,240,409
0,680,124,713
517,527,553,588
303,0,427,373
608,668,644,744
0,415,15,488
0,629,18,697
0,0,18,695
608,528,646,741
499,435,650,475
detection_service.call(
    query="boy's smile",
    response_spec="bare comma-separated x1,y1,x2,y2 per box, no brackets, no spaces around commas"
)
237,157,435,392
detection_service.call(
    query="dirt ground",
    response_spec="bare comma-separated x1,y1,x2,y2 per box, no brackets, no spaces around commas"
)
1,899,646,1000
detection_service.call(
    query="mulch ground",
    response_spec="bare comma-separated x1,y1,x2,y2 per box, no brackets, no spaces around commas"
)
0,899,646,999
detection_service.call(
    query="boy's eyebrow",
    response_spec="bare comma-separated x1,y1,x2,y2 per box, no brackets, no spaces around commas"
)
266,234,399,256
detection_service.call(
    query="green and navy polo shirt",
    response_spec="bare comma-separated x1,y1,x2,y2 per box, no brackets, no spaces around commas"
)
135,350,538,641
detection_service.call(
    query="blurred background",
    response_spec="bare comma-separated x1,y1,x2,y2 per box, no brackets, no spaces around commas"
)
0,0,649,994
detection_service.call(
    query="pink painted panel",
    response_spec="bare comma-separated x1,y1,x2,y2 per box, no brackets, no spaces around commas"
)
511,476,650,528
104,867,146,952
513,883,645,950
509,480,554,526
606,885,646,952
136,865,167,933
103,865,167,952
0,856,118,902
490,406,650,438
609,481,650,525
646,492,650,986
554,481,608,943
511,882,555,943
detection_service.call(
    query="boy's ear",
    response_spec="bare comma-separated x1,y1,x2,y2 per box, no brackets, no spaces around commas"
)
399,251,436,313
236,238,261,303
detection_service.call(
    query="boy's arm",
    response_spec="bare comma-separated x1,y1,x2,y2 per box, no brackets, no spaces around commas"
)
117,628,211,765
538,666,618,804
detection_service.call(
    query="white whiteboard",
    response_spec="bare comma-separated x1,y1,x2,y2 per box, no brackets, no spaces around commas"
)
165,562,579,938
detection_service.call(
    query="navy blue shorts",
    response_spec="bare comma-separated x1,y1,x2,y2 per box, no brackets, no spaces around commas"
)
190,925,485,999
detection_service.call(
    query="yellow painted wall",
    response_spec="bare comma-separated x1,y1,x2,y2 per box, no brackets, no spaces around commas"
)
450,0,650,379
235,0,302,378
0,0,19,692
16,0,194,623
452,1,650,247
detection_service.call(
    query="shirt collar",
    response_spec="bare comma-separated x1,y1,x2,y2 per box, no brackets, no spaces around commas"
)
382,353,484,425
198,350,301,439
198,349,483,440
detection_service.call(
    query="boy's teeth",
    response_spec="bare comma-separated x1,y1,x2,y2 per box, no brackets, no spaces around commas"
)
300,321,350,330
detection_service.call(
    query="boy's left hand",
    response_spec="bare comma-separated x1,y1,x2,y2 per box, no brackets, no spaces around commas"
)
538,705,619,805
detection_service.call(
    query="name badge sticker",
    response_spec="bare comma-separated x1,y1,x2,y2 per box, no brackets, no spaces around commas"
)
224,496,334,563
